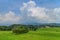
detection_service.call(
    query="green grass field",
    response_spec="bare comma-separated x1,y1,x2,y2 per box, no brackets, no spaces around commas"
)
0,27,60,40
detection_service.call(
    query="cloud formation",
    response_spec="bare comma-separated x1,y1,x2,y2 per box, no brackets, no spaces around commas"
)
20,1,58,23
0,11,20,24
0,0,60,25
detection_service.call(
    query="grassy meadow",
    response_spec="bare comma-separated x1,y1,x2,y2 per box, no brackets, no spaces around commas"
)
0,27,60,40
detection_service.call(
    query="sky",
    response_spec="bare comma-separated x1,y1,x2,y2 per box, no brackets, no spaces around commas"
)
0,0,60,25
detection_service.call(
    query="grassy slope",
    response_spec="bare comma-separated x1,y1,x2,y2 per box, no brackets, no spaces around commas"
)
0,27,60,40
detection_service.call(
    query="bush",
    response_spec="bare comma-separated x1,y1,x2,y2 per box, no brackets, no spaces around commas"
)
12,26,29,34
29,26,38,31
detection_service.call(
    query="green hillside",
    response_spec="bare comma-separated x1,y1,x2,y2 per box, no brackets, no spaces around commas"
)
0,27,60,40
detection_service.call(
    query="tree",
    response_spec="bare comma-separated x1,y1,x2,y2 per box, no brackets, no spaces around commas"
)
12,26,29,34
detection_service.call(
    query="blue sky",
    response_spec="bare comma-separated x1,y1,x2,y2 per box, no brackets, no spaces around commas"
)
0,0,60,25
0,0,60,13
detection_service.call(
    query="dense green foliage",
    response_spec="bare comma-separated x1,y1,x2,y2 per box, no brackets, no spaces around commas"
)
12,26,29,34
0,24,38,31
0,26,10,31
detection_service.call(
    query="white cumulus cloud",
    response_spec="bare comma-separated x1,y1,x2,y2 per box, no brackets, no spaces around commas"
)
0,11,20,24
20,1,60,23
1,0,60,25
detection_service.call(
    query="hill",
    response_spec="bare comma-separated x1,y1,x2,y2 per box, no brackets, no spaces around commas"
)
0,27,60,40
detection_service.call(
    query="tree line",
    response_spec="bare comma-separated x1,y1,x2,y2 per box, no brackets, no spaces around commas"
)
0,23,60,34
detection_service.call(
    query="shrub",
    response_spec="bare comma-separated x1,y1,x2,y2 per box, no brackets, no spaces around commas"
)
12,26,29,34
